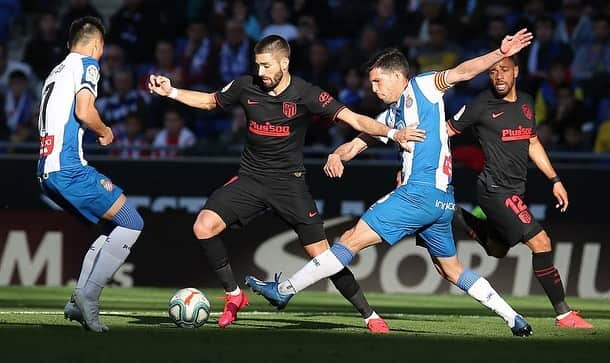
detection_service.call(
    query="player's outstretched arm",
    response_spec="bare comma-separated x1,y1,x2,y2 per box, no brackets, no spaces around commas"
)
75,89,113,146
445,28,533,85
335,108,425,150
148,75,217,110
529,136,569,212
324,134,376,178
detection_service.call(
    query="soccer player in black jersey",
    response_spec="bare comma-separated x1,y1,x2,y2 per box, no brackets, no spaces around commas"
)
148,35,423,332
447,56,593,328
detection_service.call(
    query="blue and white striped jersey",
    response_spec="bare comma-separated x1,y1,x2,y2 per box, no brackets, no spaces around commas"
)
376,71,453,191
37,52,100,174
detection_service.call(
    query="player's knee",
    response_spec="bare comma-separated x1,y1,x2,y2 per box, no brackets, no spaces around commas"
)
193,218,219,239
528,231,552,253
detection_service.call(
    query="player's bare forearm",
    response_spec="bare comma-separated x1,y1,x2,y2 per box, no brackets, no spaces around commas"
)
446,28,533,84
172,88,217,110
337,108,391,137
148,74,216,110
333,135,371,162
529,136,557,179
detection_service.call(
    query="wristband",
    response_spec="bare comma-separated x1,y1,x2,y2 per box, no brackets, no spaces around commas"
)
387,129,397,140
550,176,561,184
168,87,179,99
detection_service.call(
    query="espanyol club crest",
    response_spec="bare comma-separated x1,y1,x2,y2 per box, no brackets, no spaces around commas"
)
521,104,532,120
100,179,114,192
405,95,413,108
283,102,297,118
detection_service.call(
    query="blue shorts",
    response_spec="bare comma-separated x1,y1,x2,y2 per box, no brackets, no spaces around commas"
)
39,165,123,224
362,183,456,258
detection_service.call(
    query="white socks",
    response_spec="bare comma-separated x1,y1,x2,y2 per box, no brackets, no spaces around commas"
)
466,278,519,328
279,249,345,293
227,287,241,296
84,226,141,300
76,235,107,289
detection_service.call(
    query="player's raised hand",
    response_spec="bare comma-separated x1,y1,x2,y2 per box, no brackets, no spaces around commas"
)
98,126,114,146
324,154,344,178
393,128,426,152
499,28,534,56
553,181,569,212
148,74,172,96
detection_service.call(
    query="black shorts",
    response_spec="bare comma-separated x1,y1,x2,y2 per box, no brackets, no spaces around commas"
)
476,180,543,247
203,172,325,245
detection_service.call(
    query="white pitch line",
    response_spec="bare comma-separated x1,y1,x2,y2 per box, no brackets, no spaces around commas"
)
0,311,484,319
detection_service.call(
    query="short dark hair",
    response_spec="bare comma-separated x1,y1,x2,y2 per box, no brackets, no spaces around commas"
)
9,69,27,81
68,16,105,48
366,48,409,78
254,35,290,58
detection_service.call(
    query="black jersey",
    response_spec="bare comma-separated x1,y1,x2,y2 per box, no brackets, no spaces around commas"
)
214,75,345,176
448,89,536,194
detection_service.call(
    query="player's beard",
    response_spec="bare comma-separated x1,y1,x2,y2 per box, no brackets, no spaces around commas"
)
262,70,283,90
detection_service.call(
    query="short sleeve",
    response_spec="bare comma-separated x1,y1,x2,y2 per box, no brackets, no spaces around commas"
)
214,76,248,109
75,57,100,98
412,71,454,104
448,101,482,135
373,110,392,144
303,84,346,121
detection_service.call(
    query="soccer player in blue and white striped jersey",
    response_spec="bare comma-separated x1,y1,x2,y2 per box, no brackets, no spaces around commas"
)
247,29,536,336
37,17,143,332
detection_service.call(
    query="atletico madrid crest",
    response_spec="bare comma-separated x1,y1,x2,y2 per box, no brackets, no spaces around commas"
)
283,102,297,118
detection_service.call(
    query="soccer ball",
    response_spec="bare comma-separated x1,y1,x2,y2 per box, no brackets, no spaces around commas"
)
168,288,211,328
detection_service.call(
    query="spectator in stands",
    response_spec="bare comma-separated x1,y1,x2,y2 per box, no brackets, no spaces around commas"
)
261,1,299,41
112,112,149,159
546,84,587,138
219,106,247,146
3,70,34,140
108,0,158,63
59,0,103,39
97,43,125,98
415,20,461,72
402,0,447,58
230,0,261,41
0,43,33,93
219,20,252,84
97,67,150,127
152,108,196,158
555,0,593,50
0,0,20,43
179,20,219,90
23,11,65,81
571,15,610,96
298,41,340,95
523,15,573,85
337,26,381,73
593,120,610,153
368,0,402,46
0,90,6,140
289,14,319,73
535,61,583,124
338,67,365,110
139,40,183,91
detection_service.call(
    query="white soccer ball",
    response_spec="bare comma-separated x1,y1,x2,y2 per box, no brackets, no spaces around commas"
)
168,288,211,328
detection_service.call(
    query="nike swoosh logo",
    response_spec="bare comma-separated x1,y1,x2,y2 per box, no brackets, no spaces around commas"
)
308,211,318,217
492,112,504,119
247,99,259,105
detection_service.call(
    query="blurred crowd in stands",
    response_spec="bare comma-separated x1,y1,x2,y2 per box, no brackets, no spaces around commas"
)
2,0,610,158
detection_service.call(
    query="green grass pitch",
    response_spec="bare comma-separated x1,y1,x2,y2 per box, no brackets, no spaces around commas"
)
0,287,608,363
